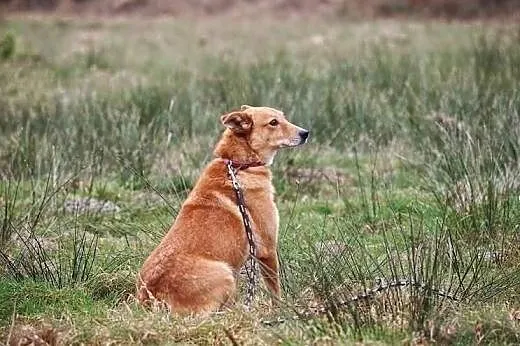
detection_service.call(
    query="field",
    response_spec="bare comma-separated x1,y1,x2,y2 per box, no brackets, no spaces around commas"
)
1,14,520,345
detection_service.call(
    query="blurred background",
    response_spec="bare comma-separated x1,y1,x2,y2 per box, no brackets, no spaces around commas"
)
2,0,520,19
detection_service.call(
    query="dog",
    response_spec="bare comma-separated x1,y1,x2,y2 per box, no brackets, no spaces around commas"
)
136,105,309,315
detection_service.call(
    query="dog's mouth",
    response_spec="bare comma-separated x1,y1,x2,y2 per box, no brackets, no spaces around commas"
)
290,129,309,146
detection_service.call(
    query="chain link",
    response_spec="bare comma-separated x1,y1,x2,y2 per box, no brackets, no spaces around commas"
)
226,160,259,309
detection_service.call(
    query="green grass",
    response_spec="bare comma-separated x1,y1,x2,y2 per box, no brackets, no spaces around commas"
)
0,16,520,345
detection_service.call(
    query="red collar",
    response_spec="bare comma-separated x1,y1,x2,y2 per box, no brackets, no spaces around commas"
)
221,158,265,170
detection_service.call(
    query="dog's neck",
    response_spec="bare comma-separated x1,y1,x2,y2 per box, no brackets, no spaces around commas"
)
213,130,269,167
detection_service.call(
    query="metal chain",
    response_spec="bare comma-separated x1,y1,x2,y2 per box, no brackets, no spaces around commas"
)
226,160,259,309
261,277,459,326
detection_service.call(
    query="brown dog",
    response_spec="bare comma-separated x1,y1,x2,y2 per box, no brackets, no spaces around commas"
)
136,105,309,315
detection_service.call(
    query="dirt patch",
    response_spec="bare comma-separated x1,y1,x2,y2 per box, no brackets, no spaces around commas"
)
2,0,520,19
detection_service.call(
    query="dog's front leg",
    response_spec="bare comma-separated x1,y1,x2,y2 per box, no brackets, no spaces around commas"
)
258,252,281,299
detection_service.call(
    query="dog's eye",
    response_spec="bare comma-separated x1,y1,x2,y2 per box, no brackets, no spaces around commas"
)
269,119,279,126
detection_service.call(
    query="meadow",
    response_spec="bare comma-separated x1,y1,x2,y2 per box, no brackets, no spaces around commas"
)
0,15,520,345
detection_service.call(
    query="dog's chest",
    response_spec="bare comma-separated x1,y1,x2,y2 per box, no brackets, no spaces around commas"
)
243,183,278,238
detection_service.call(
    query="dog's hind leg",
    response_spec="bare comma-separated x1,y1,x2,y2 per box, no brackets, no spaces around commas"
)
163,257,237,315
258,252,281,299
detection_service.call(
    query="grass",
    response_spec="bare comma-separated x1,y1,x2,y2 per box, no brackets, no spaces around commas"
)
0,15,520,345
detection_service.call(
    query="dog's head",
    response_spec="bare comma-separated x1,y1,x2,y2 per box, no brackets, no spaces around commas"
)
220,105,309,165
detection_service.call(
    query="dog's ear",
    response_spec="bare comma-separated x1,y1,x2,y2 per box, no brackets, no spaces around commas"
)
220,111,252,133
240,105,252,111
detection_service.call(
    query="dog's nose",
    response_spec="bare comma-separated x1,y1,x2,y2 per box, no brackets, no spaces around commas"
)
299,129,310,142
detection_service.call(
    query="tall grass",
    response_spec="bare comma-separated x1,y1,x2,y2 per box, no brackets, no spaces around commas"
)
0,171,139,298
1,31,518,177
273,143,520,339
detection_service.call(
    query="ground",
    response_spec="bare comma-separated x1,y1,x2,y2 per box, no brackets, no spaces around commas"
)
0,9,520,346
